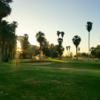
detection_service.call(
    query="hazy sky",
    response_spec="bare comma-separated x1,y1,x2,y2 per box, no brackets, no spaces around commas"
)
6,0,100,54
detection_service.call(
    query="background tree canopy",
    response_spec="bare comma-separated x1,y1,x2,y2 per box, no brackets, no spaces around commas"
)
91,45,100,58
0,0,17,62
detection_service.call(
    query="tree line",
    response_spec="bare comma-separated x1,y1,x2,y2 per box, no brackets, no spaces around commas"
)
0,0,17,62
0,0,99,62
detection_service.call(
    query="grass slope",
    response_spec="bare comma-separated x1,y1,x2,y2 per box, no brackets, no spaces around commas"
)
0,60,100,100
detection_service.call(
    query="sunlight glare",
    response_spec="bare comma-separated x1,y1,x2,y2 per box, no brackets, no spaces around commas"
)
16,40,22,52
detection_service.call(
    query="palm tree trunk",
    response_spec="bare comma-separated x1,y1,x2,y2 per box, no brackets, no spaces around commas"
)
76,46,78,60
88,32,90,55
39,45,42,61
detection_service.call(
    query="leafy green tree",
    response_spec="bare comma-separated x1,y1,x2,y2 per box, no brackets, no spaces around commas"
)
0,21,17,61
55,45,64,58
0,0,12,20
42,47,50,57
43,44,59,58
91,45,100,58
0,0,17,62
8,21,17,60
72,35,81,60
21,34,30,58
86,21,93,54
0,20,8,61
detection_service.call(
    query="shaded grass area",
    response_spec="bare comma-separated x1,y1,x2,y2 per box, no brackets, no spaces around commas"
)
0,60,100,100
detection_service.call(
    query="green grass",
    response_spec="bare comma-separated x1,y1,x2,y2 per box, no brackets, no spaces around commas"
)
0,60,100,100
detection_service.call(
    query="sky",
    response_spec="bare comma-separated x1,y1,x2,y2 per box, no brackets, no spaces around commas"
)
6,0,100,55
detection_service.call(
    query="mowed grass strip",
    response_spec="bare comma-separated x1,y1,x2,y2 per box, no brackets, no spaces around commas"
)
0,60,100,100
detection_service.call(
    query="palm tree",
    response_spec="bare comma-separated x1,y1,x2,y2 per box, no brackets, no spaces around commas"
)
57,31,65,38
57,31,60,37
56,31,65,59
72,35,81,60
66,46,71,56
57,38,64,59
56,45,64,59
61,31,65,38
66,46,70,51
86,21,93,55
36,31,46,49
58,38,63,46
36,31,46,60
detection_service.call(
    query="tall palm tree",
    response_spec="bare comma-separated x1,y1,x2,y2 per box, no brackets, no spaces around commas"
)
66,46,70,51
61,31,65,38
57,38,64,59
57,31,60,37
36,31,46,60
58,38,63,46
86,21,93,55
72,35,81,60
36,31,46,49
56,45,64,59
56,31,65,59
57,31,65,38
66,46,71,56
